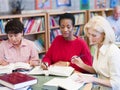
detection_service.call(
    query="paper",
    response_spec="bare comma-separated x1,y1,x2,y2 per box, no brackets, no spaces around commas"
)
29,65,74,76
0,62,32,74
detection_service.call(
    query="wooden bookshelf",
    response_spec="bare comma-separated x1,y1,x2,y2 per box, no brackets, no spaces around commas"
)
0,13,48,57
87,8,113,21
47,10,87,47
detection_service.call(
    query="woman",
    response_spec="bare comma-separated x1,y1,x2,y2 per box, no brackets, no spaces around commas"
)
0,19,39,66
72,16,120,90
42,13,92,73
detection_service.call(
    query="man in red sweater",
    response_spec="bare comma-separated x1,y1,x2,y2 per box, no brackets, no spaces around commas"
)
42,13,92,73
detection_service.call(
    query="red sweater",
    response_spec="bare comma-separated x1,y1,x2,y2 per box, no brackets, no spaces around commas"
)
42,35,92,73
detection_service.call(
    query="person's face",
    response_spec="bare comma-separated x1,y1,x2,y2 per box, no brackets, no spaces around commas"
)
87,29,104,45
59,19,74,39
114,8,120,20
8,33,23,46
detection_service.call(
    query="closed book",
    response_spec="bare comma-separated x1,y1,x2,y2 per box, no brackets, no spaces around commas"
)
0,72,37,89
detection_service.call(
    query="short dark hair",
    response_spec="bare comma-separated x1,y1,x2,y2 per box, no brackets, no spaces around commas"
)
5,19,24,34
59,13,75,26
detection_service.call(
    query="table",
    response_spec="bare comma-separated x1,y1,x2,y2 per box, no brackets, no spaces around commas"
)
31,75,92,90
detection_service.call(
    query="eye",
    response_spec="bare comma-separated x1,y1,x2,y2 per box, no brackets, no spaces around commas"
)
92,34,97,37
60,25,64,29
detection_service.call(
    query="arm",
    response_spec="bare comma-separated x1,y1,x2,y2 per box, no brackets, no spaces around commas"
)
0,42,9,66
72,39,93,73
77,74,111,87
71,56,95,74
29,42,40,66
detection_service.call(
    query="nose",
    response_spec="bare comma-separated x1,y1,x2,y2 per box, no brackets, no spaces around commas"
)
11,36,16,41
63,27,68,32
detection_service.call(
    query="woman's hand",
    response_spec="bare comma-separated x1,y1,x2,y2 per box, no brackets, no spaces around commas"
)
76,74,94,83
71,55,84,67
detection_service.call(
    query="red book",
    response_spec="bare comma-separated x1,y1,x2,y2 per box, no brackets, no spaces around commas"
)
0,72,37,89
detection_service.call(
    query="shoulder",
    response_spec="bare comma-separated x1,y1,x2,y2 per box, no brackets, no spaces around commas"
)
0,40,9,46
75,37,88,45
53,35,63,42
106,15,114,21
22,39,35,46
109,43,120,56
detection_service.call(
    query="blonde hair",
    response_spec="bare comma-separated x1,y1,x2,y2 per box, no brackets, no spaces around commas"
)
84,16,115,44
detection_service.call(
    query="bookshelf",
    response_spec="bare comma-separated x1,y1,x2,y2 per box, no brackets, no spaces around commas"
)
0,13,48,58
87,8,113,21
47,10,87,47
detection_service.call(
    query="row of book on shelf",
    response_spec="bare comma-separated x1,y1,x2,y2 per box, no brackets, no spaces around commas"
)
0,17,45,34
50,13,85,28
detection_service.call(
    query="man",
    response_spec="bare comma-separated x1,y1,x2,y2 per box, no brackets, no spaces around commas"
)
107,6,120,42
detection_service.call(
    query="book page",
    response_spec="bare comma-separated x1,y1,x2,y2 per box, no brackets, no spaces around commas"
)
48,66,74,76
59,73,85,90
28,65,74,76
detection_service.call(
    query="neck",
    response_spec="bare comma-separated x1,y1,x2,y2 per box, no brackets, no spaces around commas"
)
64,35,76,41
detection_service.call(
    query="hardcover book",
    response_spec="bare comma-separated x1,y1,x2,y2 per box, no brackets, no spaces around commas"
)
0,72,37,89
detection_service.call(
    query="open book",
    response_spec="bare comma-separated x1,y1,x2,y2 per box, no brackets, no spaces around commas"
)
42,73,86,90
28,66,74,77
0,62,32,74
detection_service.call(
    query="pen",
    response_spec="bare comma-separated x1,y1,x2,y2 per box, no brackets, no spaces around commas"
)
71,55,85,59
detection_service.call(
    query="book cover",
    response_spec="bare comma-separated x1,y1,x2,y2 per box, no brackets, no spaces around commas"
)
0,72,37,89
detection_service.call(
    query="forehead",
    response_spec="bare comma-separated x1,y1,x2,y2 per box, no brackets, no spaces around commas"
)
88,28,100,34
60,19,72,24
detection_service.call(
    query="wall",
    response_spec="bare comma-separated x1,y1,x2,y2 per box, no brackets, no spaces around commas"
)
0,0,120,14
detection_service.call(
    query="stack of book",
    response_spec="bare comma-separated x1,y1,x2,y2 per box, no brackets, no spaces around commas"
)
0,72,37,90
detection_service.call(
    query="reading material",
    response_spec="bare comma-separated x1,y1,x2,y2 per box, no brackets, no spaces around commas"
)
28,65,74,76
42,73,86,90
0,72,37,89
0,62,32,74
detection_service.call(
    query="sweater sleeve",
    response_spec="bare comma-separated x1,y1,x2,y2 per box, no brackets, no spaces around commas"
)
80,40,93,67
42,36,58,65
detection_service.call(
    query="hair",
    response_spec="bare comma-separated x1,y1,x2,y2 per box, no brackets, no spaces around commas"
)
84,16,115,44
58,13,75,26
5,19,24,34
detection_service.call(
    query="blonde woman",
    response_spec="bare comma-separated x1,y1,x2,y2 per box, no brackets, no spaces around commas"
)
72,16,120,90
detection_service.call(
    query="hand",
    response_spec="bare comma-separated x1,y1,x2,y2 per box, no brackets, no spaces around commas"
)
71,55,84,67
40,62,48,70
53,61,69,66
76,74,94,83
0,60,9,66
